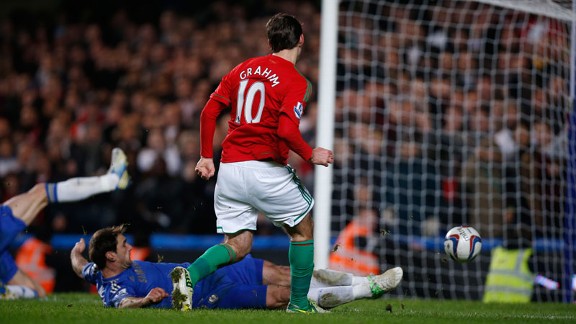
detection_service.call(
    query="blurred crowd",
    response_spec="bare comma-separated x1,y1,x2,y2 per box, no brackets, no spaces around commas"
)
0,0,570,247
330,0,569,246
0,0,570,299
0,0,322,240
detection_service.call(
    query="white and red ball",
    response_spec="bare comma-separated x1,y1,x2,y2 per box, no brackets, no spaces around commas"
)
444,226,482,263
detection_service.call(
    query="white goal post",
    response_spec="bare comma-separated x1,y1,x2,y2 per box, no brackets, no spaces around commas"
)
314,0,339,272
314,0,576,303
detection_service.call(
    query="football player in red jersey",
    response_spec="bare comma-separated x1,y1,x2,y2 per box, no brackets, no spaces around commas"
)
172,13,333,313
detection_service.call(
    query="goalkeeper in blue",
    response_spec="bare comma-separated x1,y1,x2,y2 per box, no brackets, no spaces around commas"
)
0,148,130,300
70,224,403,310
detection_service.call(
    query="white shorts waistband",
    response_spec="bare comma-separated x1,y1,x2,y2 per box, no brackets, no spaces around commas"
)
223,160,284,169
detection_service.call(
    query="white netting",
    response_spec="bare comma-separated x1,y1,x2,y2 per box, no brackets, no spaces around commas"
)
476,0,574,20
329,0,573,301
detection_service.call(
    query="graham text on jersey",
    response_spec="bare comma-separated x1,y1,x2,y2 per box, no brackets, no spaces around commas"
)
239,66,280,87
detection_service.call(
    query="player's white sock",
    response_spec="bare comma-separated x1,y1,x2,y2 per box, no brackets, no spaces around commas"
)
308,286,355,308
45,174,120,203
311,269,353,288
351,280,372,299
4,285,38,299
351,276,369,286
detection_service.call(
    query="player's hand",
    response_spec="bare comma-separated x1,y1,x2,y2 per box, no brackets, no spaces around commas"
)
145,287,169,304
310,147,334,167
72,238,86,254
195,157,216,180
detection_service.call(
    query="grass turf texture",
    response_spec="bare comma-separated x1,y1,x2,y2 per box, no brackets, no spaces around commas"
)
0,293,574,324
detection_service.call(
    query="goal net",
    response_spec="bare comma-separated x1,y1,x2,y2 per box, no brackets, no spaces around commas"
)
325,0,574,302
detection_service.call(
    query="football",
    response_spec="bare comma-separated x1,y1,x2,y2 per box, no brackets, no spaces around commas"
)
444,226,482,263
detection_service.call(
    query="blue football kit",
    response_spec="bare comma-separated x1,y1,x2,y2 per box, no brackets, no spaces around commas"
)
82,254,268,309
0,205,26,284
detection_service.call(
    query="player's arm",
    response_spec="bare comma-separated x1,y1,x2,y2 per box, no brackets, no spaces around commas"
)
277,114,333,167
196,97,228,180
70,238,88,278
117,287,169,308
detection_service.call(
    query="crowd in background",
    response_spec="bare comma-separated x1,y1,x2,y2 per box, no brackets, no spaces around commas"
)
0,0,569,247
330,0,568,246
0,0,570,300
0,0,322,241
0,1,567,243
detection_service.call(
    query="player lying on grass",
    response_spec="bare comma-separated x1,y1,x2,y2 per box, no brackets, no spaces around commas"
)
70,224,403,310
0,148,130,300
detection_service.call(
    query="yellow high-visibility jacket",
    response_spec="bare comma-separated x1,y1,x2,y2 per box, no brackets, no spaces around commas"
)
483,246,534,303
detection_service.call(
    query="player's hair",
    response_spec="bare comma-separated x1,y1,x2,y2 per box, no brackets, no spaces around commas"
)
89,224,127,270
266,13,302,53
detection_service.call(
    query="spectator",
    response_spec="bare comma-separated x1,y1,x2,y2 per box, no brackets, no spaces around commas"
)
329,178,380,276
0,137,19,177
460,129,507,238
383,132,442,237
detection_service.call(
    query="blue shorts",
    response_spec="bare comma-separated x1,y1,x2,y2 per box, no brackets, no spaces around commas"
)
0,205,24,283
0,250,17,283
193,254,267,309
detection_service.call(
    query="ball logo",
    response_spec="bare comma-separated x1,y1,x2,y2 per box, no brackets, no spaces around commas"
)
459,228,470,241
293,102,303,119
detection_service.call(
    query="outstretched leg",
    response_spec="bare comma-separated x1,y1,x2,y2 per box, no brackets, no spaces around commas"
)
311,268,355,288
308,267,404,309
4,148,129,226
0,148,130,299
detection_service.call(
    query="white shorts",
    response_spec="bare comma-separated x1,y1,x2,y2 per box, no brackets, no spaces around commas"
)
214,161,314,234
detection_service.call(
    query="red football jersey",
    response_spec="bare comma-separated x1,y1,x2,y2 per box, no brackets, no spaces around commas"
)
205,54,313,165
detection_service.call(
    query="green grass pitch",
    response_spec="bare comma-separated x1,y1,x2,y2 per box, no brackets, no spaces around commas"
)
0,293,574,324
